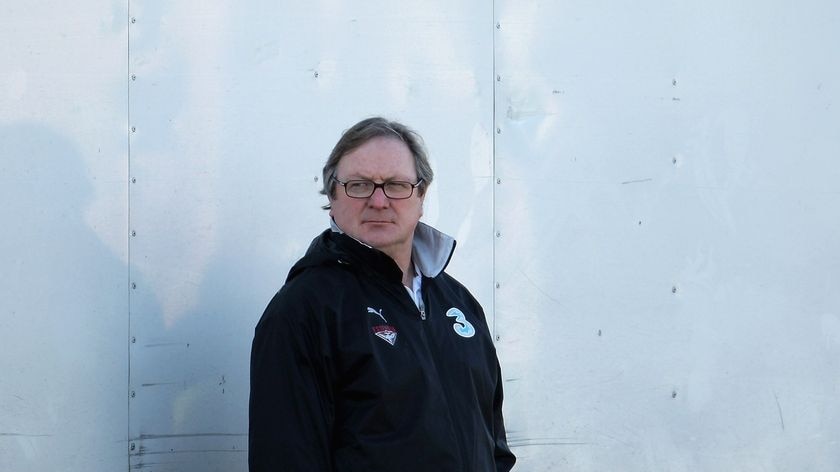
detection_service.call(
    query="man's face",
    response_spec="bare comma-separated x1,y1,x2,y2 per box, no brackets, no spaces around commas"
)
329,136,424,259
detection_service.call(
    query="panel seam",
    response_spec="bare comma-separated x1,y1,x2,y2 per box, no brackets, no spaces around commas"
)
126,1,132,470
491,0,498,340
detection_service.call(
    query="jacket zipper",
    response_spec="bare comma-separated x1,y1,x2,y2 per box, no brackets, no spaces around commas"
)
418,295,427,320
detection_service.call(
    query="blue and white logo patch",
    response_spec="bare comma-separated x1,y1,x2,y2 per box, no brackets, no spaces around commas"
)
445,307,475,338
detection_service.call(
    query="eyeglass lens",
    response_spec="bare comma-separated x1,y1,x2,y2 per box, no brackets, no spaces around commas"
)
344,180,415,199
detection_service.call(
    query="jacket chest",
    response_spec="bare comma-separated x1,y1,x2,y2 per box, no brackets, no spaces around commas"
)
331,282,494,400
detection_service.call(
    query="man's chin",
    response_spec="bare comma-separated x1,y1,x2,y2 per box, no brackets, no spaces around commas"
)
357,230,402,252
358,233,394,249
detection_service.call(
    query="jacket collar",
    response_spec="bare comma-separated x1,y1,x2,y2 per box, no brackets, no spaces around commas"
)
330,219,455,278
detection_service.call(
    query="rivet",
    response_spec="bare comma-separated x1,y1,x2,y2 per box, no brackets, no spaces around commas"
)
672,156,678,164
130,443,136,451
672,78,677,86
496,22,501,29
130,391,135,398
131,230,136,237
496,231,501,238
130,17,136,24
672,286,678,294
672,390,678,398
313,176,318,182
131,177,136,184
131,74,136,81
496,75,501,82
495,282,500,289
314,71,319,78
131,282,137,289
131,126,136,133
495,334,501,341
131,336,136,344
496,178,501,184
496,128,501,134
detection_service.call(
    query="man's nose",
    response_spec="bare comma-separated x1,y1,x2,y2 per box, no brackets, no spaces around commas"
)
367,186,390,208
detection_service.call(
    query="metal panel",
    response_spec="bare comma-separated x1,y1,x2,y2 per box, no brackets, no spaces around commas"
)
494,1,840,470
127,1,493,469
4,1,839,470
0,1,129,471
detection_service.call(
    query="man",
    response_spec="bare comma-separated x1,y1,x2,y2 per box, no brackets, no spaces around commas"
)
249,117,515,471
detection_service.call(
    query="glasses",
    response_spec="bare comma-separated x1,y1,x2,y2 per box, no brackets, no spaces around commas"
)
332,177,423,199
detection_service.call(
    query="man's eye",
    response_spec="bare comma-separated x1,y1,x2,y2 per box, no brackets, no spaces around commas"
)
385,182,411,192
348,181,372,192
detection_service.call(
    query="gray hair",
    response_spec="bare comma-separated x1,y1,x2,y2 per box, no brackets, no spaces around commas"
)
320,117,433,210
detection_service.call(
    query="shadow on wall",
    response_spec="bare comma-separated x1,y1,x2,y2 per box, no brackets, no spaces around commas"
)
0,123,128,471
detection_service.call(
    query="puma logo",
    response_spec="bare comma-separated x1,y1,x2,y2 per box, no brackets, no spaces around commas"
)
367,307,388,323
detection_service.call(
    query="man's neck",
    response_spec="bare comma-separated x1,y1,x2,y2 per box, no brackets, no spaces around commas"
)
400,260,415,287
380,243,414,287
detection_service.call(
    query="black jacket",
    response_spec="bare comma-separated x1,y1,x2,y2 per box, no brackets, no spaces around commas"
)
249,224,515,471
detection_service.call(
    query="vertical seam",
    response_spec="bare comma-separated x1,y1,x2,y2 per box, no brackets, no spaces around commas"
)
126,0,132,469
491,0,498,340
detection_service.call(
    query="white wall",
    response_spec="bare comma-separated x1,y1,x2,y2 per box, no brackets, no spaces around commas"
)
0,1,128,471
1,1,838,471
495,2,840,470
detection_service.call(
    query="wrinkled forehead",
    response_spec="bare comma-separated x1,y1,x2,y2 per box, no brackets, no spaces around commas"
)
336,136,417,181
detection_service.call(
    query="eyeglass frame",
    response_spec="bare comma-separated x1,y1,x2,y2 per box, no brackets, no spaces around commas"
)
331,176,424,200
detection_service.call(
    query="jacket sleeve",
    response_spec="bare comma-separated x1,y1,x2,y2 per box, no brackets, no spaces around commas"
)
249,289,335,471
493,361,516,471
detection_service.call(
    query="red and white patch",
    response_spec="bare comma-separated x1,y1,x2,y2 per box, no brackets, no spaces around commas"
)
372,325,398,346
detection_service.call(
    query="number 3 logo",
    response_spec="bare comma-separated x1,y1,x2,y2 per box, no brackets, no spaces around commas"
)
445,308,475,338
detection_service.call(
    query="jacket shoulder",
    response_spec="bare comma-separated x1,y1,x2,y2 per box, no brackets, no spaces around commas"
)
433,271,481,305
257,264,351,329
